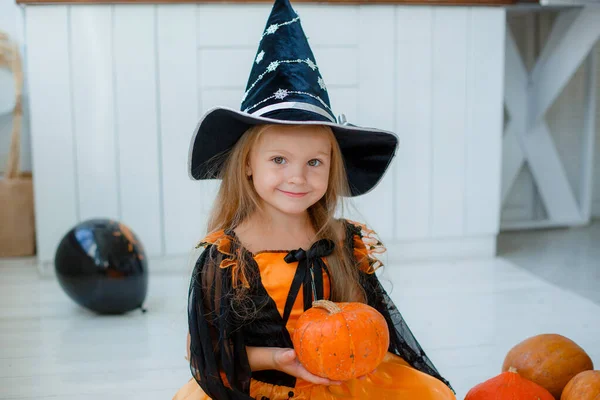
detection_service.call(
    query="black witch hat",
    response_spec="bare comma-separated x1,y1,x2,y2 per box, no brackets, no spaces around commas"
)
188,0,398,196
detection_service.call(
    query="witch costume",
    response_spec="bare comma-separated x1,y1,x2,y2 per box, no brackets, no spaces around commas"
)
174,0,456,398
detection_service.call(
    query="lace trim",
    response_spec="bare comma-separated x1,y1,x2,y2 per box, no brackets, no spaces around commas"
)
345,219,386,274
196,230,250,289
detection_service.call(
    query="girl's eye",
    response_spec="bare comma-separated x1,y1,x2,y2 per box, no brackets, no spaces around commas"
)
308,159,321,167
272,157,286,165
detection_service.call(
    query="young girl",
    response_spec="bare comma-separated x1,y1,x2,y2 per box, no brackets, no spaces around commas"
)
173,1,455,399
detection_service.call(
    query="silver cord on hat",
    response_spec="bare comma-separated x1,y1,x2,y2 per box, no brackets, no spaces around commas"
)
337,114,349,125
250,101,336,123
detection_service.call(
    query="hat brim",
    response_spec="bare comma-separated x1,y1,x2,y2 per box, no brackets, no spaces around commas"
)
188,106,398,197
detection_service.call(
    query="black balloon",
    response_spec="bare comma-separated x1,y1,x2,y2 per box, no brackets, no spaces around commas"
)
54,219,148,314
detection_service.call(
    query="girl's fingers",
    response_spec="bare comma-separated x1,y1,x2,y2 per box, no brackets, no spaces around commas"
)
278,348,343,386
308,374,333,386
275,348,296,366
282,349,296,362
294,364,326,385
302,371,342,386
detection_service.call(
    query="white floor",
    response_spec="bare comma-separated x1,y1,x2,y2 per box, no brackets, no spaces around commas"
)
1,223,599,399
498,222,600,305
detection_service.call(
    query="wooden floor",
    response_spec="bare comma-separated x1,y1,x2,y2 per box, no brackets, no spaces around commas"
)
1,222,599,399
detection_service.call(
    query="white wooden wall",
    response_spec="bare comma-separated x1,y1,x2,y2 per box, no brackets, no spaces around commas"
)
23,4,506,266
503,12,600,224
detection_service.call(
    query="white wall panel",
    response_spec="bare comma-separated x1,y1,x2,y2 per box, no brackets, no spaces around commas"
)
197,4,270,48
430,8,468,237
352,5,396,239
314,48,358,87
327,88,358,126
24,6,78,262
395,7,433,241
70,6,119,222
294,5,358,47
113,5,163,256
200,89,242,113
157,5,205,255
465,9,505,235
199,49,257,89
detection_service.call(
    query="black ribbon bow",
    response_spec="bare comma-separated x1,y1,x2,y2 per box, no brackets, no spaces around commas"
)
281,239,335,325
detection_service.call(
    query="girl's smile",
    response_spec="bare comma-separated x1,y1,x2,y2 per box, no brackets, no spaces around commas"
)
278,189,309,198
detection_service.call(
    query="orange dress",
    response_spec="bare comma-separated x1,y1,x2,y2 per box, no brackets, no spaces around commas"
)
173,220,455,400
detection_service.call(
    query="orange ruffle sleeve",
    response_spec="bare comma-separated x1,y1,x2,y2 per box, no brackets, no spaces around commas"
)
196,230,250,289
344,219,386,274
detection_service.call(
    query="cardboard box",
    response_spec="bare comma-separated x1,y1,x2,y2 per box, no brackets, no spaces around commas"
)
0,172,36,257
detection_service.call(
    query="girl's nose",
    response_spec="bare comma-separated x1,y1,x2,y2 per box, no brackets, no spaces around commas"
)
287,165,307,185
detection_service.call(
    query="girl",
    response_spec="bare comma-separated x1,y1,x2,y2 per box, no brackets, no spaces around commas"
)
174,0,455,399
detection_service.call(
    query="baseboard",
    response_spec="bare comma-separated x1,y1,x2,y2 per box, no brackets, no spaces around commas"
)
500,218,590,231
593,200,600,219
385,235,497,263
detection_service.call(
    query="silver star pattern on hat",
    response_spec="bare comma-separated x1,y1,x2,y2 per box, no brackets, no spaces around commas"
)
266,61,280,72
305,58,317,71
255,50,265,64
274,89,289,100
244,89,333,115
261,16,300,39
242,58,321,103
318,77,327,91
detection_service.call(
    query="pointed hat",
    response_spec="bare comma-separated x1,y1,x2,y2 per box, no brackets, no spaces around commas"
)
188,0,398,196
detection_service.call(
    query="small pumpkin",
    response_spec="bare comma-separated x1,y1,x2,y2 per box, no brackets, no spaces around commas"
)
502,333,593,399
292,299,389,381
465,367,554,400
561,370,600,400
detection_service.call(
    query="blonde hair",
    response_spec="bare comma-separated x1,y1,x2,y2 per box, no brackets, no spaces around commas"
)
206,124,366,304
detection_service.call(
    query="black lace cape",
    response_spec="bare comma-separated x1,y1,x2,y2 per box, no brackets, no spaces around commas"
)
187,220,454,399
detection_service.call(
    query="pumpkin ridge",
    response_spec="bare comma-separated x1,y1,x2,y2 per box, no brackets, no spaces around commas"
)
364,309,384,364
340,308,356,378
317,321,326,377
296,319,316,370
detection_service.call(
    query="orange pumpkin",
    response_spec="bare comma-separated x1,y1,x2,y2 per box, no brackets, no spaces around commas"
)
561,370,600,400
465,367,554,400
292,299,389,381
502,333,593,399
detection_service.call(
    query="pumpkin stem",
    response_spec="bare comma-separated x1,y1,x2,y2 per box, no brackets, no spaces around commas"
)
312,300,342,314
508,367,518,374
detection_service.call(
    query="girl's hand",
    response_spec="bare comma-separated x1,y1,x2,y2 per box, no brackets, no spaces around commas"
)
273,348,343,386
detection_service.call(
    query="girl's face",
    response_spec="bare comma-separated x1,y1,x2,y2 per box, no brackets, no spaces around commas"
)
247,125,332,216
